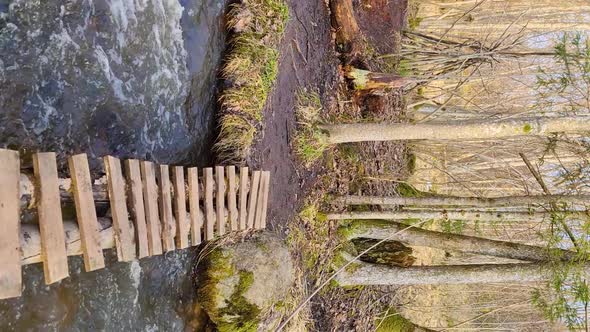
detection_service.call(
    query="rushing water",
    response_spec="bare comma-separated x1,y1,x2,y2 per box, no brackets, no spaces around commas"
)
0,0,227,329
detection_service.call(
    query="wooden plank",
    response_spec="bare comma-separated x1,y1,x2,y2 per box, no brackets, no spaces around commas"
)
260,171,271,229
0,149,21,298
203,168,215,240
33,152,69,284
227,166,238,231
187,167,202,246
125,159,149,258
246,171,261,229
104,156,135,262
140,161,163,256
238,167,249,230
158,165,175,252
215,166,226,236
254,171,267,229
68,153,105,271
172,166,189,249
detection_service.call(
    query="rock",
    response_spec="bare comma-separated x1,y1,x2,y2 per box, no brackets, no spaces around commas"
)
196,232,295,332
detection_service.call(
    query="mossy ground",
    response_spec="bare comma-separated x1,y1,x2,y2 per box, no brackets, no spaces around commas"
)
293,89,330,167
215,0,289,162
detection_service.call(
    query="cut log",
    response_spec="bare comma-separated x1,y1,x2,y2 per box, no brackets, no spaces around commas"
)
0,149,22,299
68,153,105,271
33,152,69,284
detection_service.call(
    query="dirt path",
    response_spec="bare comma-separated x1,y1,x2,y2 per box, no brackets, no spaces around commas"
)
248,0,341,233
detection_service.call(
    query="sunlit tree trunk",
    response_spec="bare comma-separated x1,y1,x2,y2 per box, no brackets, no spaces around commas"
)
342,220,578,262
336,262,576,286
320,116,590,144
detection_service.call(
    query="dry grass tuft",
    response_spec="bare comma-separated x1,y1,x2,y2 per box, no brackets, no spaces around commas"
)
293,89,330,167
215,0,289,163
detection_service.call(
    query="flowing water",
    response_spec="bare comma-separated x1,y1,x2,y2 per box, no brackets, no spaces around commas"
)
0,0,228,329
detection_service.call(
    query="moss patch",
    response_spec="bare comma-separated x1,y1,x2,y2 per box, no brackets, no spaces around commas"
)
523,123,532,133
376,311,417,332
215,0,289,163
217,271,260,332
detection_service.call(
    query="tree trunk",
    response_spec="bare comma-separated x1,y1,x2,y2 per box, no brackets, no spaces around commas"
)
336,262,570,286
20,173,109,209
352,238,416,267
333,194,590,208
319,116,590,144
345,66,413,90
343,220,577,262
330,0,359,54
326,210,578,223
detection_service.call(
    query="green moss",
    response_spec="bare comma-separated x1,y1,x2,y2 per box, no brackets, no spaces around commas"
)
217,271,260,332
523,123,532,133
376,312,417,332
197,250,235,319
407,16,423,30
396,183,424,198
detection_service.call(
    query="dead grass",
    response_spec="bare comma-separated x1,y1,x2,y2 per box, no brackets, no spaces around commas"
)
215,0,289,163
293,89,330,167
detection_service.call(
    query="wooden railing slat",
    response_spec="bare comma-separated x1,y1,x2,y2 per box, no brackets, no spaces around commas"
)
140,161,163,256
247,171,261,229
0,149,21,299
68,153,105,271
215,166,226,236
33,152,69,284
260,171,271,229
204,168,215,240
187,167,202,246
158,165,175,252
125,159,149,258
238,167,249,230
172,166,189,249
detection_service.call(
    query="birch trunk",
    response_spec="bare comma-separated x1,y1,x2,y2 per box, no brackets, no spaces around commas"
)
326,210,578,223
320,116,590,144
334,194,590,208
336,262,575,286
343,220,577,262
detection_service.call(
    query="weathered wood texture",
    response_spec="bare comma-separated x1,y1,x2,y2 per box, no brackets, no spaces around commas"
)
247,171,261,229
173,166,189,249
187,167,202,246
158,165,175,252
125,159,149,258
140,161,163,256
68,154,105,271
33,152,69,284
204,168,215,240
215,166,226,236
239,167,249,230
104,156,135,262
227,166,238,231
0,149,21,299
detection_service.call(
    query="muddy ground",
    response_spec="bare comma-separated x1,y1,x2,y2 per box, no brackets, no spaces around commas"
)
248,0,409,330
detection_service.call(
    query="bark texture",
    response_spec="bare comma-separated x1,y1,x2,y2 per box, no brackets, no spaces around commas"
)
345,66,412,90
334,194,590,207
326,210,569,223
320,116,590,144
344,220,577,262
330,0,359,54
336,262,562,286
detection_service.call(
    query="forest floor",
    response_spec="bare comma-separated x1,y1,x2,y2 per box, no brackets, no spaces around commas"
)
247,0,411,330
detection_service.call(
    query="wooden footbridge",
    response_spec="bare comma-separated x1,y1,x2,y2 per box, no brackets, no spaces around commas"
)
0,148,270,299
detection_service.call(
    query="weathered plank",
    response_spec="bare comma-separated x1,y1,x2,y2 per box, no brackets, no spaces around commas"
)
254,171,267,229
203,168,215,240
172,166,189,249
33,152,69,284
104,156,136,262
187,167,202,246
68,153,105,271
238,167,249,230
158,165,175,252
140,161,163,256
0,149,21,298
247,171,261,229
260,171,271,229
125,159,149,258
227,166,238,231
215,166,226,236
